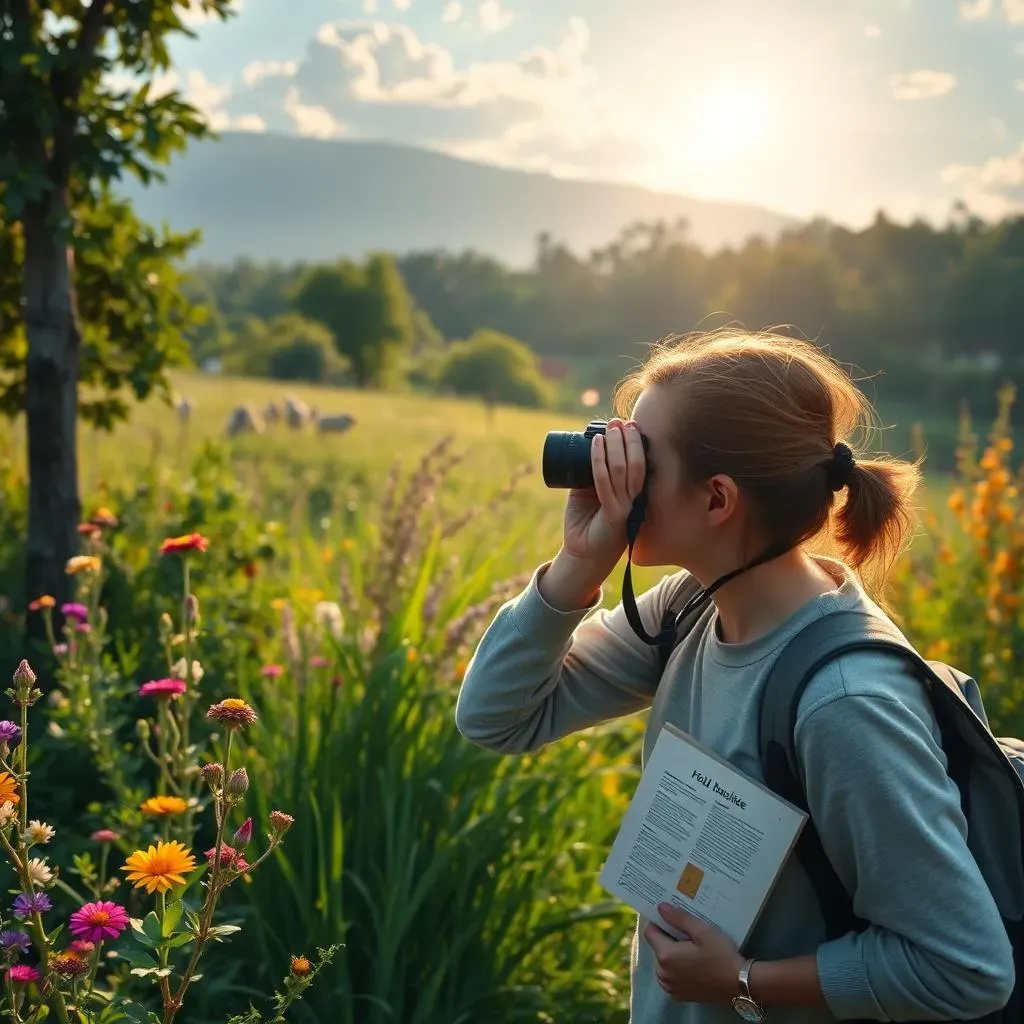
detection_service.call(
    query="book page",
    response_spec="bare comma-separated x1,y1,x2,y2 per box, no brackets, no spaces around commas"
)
599,723,807,948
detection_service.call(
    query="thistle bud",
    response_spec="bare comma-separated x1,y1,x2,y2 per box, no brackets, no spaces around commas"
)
225,767,249,799
232,817,253,848
269,810,294,837
12,660,38,706
200,762,224,789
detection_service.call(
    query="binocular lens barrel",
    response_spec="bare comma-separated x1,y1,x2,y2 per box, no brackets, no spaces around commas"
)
542,430,596,489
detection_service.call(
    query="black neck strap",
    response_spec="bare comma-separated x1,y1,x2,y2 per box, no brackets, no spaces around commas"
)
620,491,794,646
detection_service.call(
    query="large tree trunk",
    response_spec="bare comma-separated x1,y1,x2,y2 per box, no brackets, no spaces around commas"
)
22,196,81,637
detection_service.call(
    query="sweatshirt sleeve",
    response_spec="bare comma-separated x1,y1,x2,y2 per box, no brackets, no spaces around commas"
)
454,561,684,754
794,654,1015,1021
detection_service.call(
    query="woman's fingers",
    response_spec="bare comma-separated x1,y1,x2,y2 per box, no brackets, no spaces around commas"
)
623,421,646,498
591,433,619,521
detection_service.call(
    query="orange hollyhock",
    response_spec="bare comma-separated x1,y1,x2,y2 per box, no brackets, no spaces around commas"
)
160,533,209,556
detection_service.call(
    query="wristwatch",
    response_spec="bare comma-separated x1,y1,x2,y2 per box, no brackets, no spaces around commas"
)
731,958,768,1022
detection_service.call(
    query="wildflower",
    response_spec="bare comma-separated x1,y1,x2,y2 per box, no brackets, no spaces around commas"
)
12,661,38,707
77,523,101,539
65,555,101,575
60,603,88,622
52,643,68,656
0,721,22,747
233,817,253,848
269,810,294,837
199,762,224,788
225,768,249,799
90,508,118,528
309,655,329,669
67,939,95,959
206,698,258,730
122,841,197,894
0,773,20,808
68,901,130,942
204,843,248,872
13,892,52,918
50,951,89,979
0,930,30,953
28,595,55,612
91,829,120,843
75,622,90,635
8,965,40,983
290,956,312,977
141,795,188,817
27,858,53,886
160,533,209,555
0,803,18,828
171,658,203,683
24,821,54,845
138,678,187,700
314,601,344,639
260,664,284,678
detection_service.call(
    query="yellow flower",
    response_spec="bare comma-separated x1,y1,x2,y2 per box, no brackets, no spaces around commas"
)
140,796,188,817
0,772,20,807
65,555,101,575
121,841,196,894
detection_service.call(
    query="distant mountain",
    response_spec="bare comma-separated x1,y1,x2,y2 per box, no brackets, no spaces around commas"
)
118,132,798,268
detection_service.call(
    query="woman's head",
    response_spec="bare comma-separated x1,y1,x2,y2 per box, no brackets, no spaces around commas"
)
613,329,921,590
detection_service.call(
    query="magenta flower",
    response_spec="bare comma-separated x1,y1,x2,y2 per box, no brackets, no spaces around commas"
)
138,678,187,700
261,664,284,678
69,901,130,942
309,655,329,668
60,603,88,622
232,817,253,847
0,721,21,746
8,964,40,983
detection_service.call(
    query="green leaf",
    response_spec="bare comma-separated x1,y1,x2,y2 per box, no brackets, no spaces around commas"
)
162,931,194,950
129,918,160,949
206,923,241,941
114,948,159,970
142,911,163,943
161,900,182,937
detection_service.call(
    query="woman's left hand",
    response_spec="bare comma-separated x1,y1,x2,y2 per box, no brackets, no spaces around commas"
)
643,903,745,1004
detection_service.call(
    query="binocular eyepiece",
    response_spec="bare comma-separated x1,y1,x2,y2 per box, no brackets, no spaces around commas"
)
541,419,648,490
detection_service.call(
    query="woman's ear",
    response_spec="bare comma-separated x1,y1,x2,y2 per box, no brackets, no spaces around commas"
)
705,474,741,525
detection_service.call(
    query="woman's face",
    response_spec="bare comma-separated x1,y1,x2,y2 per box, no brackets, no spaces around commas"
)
626,385,745,570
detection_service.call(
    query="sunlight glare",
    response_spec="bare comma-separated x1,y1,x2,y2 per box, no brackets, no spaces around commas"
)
694,81,770,153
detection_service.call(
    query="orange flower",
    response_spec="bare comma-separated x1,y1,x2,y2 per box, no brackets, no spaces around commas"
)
28,595,55,612
160,533,209,556
290,956,312,977
66,556,101,575
140,795,188,817
121,841,196,894
0,772,20,807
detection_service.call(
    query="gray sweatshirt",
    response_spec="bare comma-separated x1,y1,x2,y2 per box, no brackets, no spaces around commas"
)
455,556,1015,1023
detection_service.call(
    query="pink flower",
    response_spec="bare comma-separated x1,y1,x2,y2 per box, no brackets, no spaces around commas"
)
8,964,40,984
69,901,130,942
90,829,120,843
75,622,91,634
309,655,329,668
261,664,284,678
232,817,253,847
138,678,187,700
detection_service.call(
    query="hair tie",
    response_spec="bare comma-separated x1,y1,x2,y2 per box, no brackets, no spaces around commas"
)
826,441,856,492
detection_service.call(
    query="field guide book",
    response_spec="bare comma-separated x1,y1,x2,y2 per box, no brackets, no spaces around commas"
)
599,722,808,948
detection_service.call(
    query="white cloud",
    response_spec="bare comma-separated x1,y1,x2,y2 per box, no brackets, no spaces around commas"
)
242,59,298,87
990,116,1007,139
363,0,377,11
181,0,243,26
863,24,882,37
393,0,412,9
442,2,462,23
478,0,513,33
889,70,956,100
283,86,346,138
1005,0,1024,21
959,0,992,19
941,144,1024,219
233,113,267,132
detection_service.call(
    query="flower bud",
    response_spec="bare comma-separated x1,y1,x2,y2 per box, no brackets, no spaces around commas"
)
200,762,224,788
225,767,249,799
184,594,200,624
12,660,38,706
135,718,151,741
290,955,312,977
269,810,294,836
232,817,253,848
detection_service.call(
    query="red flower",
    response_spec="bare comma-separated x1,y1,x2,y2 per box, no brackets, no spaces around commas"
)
204,843,248,872
160,533,209,556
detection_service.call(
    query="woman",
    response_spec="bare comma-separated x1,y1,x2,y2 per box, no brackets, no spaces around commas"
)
455,330,1015,1023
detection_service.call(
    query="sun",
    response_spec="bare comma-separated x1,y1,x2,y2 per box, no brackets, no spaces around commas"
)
693,81,770,153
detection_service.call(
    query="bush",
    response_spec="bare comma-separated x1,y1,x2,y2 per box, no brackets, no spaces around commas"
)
437,330,554,408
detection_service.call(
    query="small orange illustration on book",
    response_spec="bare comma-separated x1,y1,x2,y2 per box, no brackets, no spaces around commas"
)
676,862,704,899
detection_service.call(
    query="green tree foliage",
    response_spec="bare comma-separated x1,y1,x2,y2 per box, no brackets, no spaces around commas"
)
221,312,339,382
0,0,237,613
293,253,413,388
438,329,554,408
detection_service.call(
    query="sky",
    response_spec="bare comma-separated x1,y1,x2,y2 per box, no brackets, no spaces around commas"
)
165,0,1024,228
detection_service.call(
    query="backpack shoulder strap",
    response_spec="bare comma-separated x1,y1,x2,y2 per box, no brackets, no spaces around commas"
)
757,609,925,939
655,572,708,676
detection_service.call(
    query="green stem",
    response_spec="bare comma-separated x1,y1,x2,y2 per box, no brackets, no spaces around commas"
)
82,939,103,1016
181,558,192,758
18,702,28,832
4,971,22,1024
157,890,172,1009
51,877,87,907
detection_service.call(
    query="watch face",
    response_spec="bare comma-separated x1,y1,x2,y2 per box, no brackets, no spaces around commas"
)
730,996,766,1023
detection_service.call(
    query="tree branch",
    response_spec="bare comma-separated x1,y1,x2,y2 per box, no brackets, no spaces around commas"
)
49,0,112,187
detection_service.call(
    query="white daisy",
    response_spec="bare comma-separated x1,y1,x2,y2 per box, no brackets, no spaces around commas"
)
27,858,53,886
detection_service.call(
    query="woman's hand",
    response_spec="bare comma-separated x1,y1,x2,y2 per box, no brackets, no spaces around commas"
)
644,903,745,1005
562,418,646,571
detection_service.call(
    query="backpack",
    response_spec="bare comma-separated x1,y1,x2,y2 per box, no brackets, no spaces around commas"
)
655,582,1024,1024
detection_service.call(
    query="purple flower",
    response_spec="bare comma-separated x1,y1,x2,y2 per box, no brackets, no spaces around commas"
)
0,722,21,746
60,603,88,622
12,893,51,919
0,929,30,953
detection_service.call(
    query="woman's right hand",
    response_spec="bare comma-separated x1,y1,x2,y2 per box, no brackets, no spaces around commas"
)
562,418,647,571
